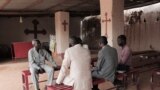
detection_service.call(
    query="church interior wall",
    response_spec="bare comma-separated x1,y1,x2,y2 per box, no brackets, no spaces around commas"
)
0,16,55,45
69,17,83,37
0,16,82,45
0,16,82,59
124,3,160,51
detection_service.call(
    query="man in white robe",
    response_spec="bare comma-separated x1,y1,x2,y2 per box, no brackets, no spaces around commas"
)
56,36,92,90
28,39,57,90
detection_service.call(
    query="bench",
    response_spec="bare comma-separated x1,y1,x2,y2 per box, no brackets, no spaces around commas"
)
115,69,140,90
47,78,105,90
150,69,160,90
132,50,160,68
22,70,31,90
22,66,61,90
47,84,73,90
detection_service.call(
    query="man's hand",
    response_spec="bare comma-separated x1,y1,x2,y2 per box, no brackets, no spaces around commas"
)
53,65,61,71
38,68,45,73
55,80,61,85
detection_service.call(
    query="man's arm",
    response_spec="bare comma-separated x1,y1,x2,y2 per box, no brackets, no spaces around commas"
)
92,56,105,78
92,50,103,71
56,49,71,84
120,48,131,64
28,50,40,70
44,50,57,67
92,50,105,78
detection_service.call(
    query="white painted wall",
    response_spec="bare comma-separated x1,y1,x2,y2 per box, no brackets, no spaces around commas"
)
100,0,124,49
124,3,160,51
55,11,69,54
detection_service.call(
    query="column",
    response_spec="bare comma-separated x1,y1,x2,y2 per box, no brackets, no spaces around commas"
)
100,0,124,49
55,11,69,56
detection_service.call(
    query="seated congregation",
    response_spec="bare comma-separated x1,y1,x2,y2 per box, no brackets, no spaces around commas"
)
25,35,160,90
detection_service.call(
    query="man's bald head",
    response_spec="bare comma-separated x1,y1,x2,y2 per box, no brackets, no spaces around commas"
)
32,39,41,49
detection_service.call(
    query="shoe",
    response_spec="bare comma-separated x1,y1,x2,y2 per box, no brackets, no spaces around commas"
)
114,79,123,85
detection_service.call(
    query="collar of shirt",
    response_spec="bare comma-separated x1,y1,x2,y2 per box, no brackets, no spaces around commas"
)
74,44,82,48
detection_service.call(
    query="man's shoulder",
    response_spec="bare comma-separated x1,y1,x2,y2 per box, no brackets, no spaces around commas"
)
125,45,131,51
66,47,71,51
104,45,115,50
102,45,117,54
29,48,34,52
112,47,117,51
66,45,89,53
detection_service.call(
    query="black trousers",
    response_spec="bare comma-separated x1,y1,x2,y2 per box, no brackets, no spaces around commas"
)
117,64,130,72
92,85,99,90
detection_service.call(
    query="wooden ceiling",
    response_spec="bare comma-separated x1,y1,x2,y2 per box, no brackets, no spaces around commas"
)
125,0,160,9
0,0,159,17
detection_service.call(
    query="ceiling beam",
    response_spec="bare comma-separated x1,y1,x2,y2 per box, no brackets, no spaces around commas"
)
70,11,100,17
46,0,68,11
125,0,160,9
0,10,100,17
64,0,95,10
0,10,50,16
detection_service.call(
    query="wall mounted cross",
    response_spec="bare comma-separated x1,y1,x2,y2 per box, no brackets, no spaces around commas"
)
102,12,111,37
62,20,68,31
24,19,46,39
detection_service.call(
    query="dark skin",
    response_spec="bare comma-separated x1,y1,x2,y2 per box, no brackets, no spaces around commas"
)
34,41,41,52
117,38,125,49
99,42,105,49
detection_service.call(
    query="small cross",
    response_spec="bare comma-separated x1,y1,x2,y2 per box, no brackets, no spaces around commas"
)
62,20,68,31
102,12,111,37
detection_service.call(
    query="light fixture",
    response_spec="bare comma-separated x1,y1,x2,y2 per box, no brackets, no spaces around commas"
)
19,16,23,23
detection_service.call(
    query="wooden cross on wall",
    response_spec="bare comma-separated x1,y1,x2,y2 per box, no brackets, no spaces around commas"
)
24,19,46,39
102,12,111,37
62,20,68,31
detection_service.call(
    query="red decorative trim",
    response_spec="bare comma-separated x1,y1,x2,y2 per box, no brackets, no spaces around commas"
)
0,0,12,10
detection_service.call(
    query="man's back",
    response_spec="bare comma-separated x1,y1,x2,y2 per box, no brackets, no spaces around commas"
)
68,44,91,74
92,45,118,82
56,44,92,90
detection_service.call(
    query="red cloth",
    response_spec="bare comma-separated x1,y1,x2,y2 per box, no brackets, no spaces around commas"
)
12,42,33,59
47,84,73,90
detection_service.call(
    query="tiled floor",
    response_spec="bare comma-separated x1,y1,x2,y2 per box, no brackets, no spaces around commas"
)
0,58,159,90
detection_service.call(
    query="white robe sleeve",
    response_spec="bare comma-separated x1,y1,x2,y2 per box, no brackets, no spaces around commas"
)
56,49,71,84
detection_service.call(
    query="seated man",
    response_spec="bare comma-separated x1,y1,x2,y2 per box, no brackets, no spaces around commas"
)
56,36,92,90
117,35,132,72
28,39,57,90
92,36,118,90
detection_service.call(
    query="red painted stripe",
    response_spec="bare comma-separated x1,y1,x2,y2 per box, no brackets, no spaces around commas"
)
0,0,12,10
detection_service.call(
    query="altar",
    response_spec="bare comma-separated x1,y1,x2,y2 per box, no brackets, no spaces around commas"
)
12,42,33,59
